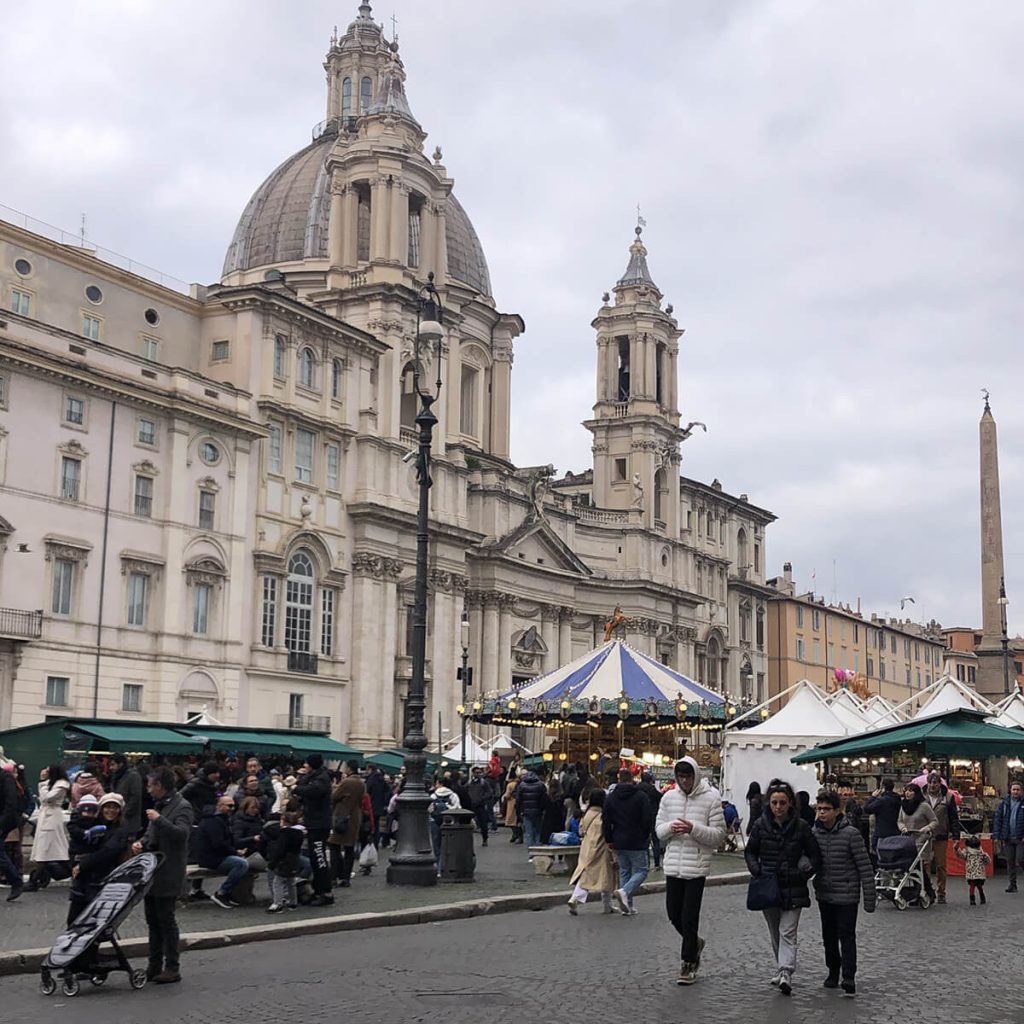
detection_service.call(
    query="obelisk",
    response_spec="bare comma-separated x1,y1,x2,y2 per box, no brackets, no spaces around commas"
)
976,392,1009,699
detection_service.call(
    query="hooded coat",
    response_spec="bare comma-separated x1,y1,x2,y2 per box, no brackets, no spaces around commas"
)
515,772,547,817
70,772,105,808
655,756,727,878
602,779,654,851
32,778,70,863
570,806,617,892
140,789,193,897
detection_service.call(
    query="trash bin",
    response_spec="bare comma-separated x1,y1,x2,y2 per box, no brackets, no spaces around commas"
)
440,808,476,882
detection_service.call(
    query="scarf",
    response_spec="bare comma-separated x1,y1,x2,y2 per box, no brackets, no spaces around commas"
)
901,797,921,815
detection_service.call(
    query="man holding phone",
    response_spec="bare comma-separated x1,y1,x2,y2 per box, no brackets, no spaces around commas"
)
655,756,726,987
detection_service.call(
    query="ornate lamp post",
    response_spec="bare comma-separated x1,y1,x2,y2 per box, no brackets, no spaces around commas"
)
999,576,1011,697
387,273,444,887
459,608,470,765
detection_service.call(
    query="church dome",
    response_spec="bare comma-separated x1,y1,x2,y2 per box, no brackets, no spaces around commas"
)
221,133,492,296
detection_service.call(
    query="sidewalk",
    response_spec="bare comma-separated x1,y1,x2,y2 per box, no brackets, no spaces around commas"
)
0,831,747,966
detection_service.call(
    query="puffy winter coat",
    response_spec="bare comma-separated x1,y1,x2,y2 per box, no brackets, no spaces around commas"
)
745,810,821,910
991,795,1024,842
603,781,654,851
515,773,547,817
812,816,876,910
193,807,240,868
655,758,726,879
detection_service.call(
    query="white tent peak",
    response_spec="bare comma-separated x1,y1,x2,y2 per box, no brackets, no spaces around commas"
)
992,692,1024,728
906,674,997,722
742,680,849,737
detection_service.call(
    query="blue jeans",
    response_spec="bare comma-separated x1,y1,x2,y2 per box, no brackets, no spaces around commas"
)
0,846,20,887
616,849,649,904
215,855,249,896
523,812,543,851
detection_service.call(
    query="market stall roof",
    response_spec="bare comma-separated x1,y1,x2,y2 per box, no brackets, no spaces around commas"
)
496,640,723,704
912,677,995,720
440,733,491,764
69,722,206,755
992,692,1024,729
365,748,438,774
736,681,849,738
861,694,901,728
792,709,1024,763
481,732,531,753
825,689,873,732
177,727,361,759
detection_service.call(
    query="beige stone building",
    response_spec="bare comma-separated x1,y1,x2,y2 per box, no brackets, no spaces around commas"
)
766,563,947,704
0,4,775,748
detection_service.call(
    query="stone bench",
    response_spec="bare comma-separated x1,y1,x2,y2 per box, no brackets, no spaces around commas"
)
528,845,580,876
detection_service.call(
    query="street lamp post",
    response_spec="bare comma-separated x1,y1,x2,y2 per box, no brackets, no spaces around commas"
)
999,576,1011,697
387,273,444,887
459,608,470,765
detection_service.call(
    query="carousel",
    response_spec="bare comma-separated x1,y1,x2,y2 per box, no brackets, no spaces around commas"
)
462,638,747,779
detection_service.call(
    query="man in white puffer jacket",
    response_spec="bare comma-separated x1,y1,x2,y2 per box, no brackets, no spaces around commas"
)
655,756,726,987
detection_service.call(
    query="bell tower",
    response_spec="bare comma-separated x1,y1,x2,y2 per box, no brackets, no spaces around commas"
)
585,226,683,533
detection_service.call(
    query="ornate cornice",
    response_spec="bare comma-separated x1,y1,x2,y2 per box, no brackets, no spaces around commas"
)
351,552,404,580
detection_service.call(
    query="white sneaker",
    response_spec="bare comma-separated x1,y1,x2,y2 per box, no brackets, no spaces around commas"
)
266,902,285,914
567,898,578,916
769,970,783,987
612,888,629,914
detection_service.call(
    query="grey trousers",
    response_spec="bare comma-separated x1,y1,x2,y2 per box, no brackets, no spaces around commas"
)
762,907,801,973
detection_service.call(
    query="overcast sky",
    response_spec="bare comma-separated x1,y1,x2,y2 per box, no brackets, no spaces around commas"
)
3,1,1022,633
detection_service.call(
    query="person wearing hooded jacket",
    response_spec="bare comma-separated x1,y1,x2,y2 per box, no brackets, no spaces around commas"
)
812,790,875,997
655,756,726,986
294,753,333,905
603,769,654,915
515,770,548,853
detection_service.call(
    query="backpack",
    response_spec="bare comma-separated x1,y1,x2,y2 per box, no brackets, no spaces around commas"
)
431,792,451,823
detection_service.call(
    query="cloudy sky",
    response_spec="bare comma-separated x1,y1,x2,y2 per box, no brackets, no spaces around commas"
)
3,1,1022,632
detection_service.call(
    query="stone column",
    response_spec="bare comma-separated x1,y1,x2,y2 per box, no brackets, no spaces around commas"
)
370,177,389,261
558,606,575,665
445,333,463,446
540,606,557,672
629,335,640,398
490,353,512,459
498,594,515,692
420,201,438,277
389,183,409,263
607,340,619,401
328,183,345,268
348,554,384,748
482,595,499,693
376,558,403,748
342,187,358,267
645,339,657,403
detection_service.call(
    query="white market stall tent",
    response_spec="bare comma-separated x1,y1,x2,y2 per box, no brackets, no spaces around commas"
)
992,692,1024,729
720,680,853,806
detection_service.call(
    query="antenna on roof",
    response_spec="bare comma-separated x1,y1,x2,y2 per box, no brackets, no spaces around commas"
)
80,213,87,247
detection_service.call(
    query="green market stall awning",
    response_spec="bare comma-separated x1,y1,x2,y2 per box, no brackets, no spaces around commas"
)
792,710,1024,764
179,727,362,761
70,723,206,755
365,748,438,775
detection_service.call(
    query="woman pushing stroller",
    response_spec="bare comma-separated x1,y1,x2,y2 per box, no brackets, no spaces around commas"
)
897,783,937,900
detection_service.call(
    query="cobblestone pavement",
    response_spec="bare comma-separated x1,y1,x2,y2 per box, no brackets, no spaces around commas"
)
5,875,1020,1024
1,833,745,951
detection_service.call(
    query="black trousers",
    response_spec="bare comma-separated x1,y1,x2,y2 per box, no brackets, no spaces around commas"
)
307,828,332,896
330,844,355,882
665,875,706,963
818,901,858,980
473,805,489,840
144,894,181,972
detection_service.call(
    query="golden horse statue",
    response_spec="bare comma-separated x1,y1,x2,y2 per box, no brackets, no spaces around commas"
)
603,606,627,642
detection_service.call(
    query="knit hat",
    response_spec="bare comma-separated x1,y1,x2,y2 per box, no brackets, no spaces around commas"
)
78,794,100,808
98,792,125,812
306,753,324,770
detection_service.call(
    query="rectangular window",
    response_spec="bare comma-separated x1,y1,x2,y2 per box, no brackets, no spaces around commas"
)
81,314,101,341
840,621,847,641
45,676,69,707
295,428,314,483
405,604,416,656
854,651,860,672
925,673,932,687
64,394,85,425
904,638,911,658
211,339,230,362
686,510,692,531
325,443,340,491
795,637,806,660
198,490,215,530
288,693,304,729
141,336,159,361
193,583,211,635
11,288,31,316
60,456,81,501
460,366,477,435
753,544,760,573
268,424,283,474
796,606,804,628
914,642,920,661
273,335,286,379
867,656,874,676
812,609,821,631
121,683,143,713
906,667,912,685
827,642,835,666
127,572,148,627
813,639,821,664
614,457,627,482
891,635,897,655
321,588,334,656
880,660,887,681
0,373,7,408
756,611,765,648
137,417,156,446
853,623,859,643
969,666,976,684
826,616,833,637
261,576,278,647
134,475,153,517
51,558,74,615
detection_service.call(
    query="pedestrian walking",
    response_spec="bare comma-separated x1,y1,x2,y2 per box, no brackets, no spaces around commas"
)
293,753,334,906
567,789,617,915
0,762,24,900
898,783,937,899
515,770,547,854
132,765,193,985
603,768,654,915
811,790,875,998
328,761,364,887
746,781,764,836
990,780,1024,892
637,771,663,868
655,756,726,985
467,766,493,846
364,764,390,848
26,764,71,891
923,771,961,903
503,775,522,843
955,835,991,905
745,779,821,996
863,779,901,857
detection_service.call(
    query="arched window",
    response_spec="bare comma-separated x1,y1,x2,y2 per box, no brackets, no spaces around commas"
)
706,635,721,687
331,358,343,400
298,347,317,389
341,77,352,118
285,551,315,657
360,76,372,112
400,362,417,430
460,364,478,436
654,468,666,522
737,527,748,571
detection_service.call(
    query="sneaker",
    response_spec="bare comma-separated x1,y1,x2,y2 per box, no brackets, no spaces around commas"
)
612,888,629,915
154,970,181,985
823,973,840,989
937,894,946,904
210,891,234,909
627,906,638,916
769,970,783,988
677,962,697,986
779,971,792,996
1006,884,1017,893
841,980,856,998
567,898,578,916
970,896,977,906
266,902,285,914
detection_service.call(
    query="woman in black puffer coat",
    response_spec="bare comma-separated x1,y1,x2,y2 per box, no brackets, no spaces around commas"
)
745,780,821,996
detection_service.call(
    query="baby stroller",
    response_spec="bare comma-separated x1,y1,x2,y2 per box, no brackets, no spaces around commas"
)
40,852,162,997
875,834,933,910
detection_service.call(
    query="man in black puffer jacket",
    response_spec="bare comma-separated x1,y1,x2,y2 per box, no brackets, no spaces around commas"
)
603,770,654,915
294,754,333,905
515,770,548,854
812,790,875,997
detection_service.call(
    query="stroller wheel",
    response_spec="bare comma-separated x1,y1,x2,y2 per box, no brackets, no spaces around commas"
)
129,968,148,990
61,977,81,997
40,973,57,996
90,974,107,986
918,891,933,909
894,894,909,910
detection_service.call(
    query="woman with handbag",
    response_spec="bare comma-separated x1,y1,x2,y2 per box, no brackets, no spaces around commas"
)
745,779,821,996
26,764,72,892
328,761,364,888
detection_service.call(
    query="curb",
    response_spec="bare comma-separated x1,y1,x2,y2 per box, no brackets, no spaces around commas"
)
0,870,749,978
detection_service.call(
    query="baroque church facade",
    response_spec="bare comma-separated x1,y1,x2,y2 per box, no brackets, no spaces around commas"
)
0,4,774,749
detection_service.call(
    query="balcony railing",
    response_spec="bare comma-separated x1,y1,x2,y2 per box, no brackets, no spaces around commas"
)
399,425,419,446
287,650,319,675
0,608,43,639
276,714,331,732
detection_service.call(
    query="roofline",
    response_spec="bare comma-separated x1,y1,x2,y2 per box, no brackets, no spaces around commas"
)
679,475,776,522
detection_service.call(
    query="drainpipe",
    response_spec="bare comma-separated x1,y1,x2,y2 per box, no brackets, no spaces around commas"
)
93,400,116,717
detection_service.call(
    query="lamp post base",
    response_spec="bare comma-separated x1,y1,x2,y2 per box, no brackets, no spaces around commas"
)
387,858,439,886
385,778,438,886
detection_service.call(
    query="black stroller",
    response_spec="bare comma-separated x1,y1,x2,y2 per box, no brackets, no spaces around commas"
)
875,834,933,910
40,852,162,997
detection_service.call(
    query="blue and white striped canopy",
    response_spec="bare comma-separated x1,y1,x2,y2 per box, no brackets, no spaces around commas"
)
498,640,723,704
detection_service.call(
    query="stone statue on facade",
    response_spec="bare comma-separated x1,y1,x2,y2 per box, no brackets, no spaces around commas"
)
631,472,644,509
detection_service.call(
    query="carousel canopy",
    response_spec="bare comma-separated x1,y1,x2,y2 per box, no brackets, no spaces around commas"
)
792,708,1024,763
470,640,726,723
